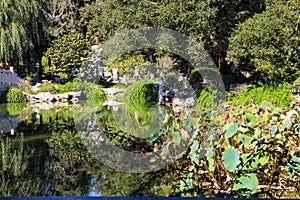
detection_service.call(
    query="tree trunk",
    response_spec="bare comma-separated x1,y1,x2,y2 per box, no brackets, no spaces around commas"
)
217,43,221,70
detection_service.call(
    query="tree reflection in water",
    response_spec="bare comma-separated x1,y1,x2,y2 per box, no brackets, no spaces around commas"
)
0,103,168,196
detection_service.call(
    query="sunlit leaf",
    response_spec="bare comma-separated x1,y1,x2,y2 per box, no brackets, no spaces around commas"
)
225,123,238,140
241,153,269,170
238,134,253,148
175,132,181,145
206,147,214,172
180,171,193,190
285,156,300,178
233,174,258,194
222,148,240,172
189,140,199,165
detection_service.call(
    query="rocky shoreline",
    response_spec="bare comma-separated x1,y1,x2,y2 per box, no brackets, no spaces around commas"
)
23,91,82,103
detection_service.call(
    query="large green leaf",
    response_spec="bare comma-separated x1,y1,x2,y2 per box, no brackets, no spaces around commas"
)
206,147,214,172
222,148,240,172
238,134,253,148
180,171,193,190
189,140,199,165
233,174,258,195
225,123,238,140
245,115,257,128
175,132,181,145
241,153,269,170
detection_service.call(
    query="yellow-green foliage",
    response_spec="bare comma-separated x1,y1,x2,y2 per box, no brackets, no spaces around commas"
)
123,80,158,106
228,84,292,108
294,77,300,85
108,52,149,77
6,88,26,103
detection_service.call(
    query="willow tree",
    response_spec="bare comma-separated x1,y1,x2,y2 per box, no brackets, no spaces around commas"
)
0,0,49,74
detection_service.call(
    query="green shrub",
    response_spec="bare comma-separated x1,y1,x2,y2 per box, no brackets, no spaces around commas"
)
6,88,26,103
37,82,76,94
197,88,213,110
123,81,158,106
38,82,60,93
188,69,203,93
58,82,76,93
227,84,292,107
74,81,107,104
6,103,26,115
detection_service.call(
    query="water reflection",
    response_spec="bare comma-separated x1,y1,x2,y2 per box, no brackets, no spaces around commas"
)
0,104,21,135
0,102,166,196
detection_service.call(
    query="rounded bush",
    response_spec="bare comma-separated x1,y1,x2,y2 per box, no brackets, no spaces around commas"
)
188,69,204,93
6,88,26,103
123,81,158,106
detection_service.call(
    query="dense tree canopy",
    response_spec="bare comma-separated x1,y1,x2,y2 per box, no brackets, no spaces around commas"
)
1,0,298,83
227,0,300,82
47,0,96,37
0,0,49,66
80,0,265,69
45,33,91,79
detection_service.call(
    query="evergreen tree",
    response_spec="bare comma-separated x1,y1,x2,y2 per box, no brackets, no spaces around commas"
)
227,0,300,82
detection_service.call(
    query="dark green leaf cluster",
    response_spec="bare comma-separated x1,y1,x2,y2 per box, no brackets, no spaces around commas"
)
45,33,91,79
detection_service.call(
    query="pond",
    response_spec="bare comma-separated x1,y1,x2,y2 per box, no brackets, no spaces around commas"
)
0,102,172,196
0,101,299,198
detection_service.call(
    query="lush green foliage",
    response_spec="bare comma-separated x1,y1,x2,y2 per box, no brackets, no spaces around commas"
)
107,52,150,77
154,98,300,197
123,81,158,106
188,69,203,93
37,82,76,94
48,0,95,37
228,84,293,108
227,0,300,81
0,0,48,65
197,88,213,110
6,103,26,115
45,33,91,79
80,0,265,70
74,80,107,105
6,88,26,103
294,77,300,85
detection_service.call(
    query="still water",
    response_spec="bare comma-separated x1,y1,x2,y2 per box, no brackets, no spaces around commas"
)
0,102,166,196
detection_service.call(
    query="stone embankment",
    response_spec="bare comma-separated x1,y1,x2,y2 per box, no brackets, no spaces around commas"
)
23,91,82,103
102,88,125,96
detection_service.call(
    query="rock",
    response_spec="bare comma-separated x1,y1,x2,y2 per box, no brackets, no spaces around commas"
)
103,99,124,106
52,94,60,101
102,88,125,96
57,93,69,100
36,92,52,102
23,91,83,102
172,98,184,106
31,86,39,93
184,97,196,107
67,91,81,97
71,97,79,103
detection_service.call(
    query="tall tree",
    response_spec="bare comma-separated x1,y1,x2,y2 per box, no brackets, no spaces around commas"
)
44,32,91,79
227,0,300,82
80,0,265,72
0,0,49,71
47,0,96,37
